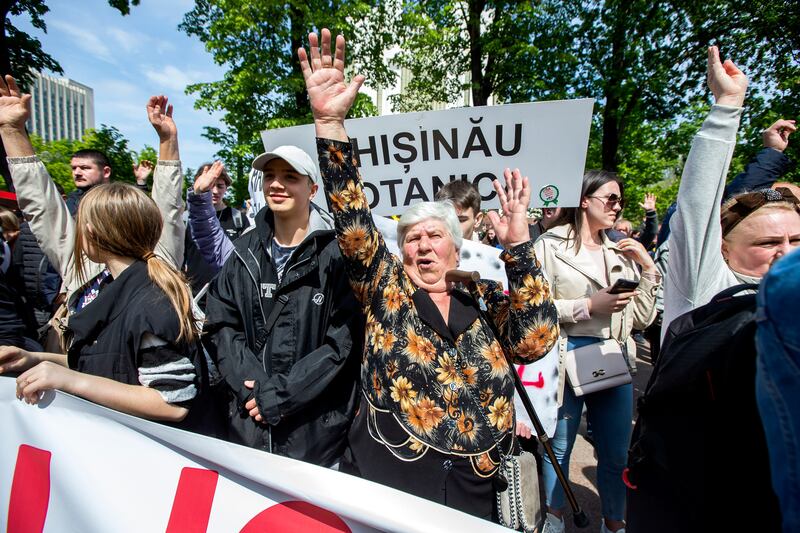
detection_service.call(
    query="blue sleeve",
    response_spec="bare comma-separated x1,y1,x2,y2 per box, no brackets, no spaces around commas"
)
187,190,235,273
724,147,791,201
40,261,62,307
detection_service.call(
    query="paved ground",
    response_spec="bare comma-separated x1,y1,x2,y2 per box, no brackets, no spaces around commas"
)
550,341,654,533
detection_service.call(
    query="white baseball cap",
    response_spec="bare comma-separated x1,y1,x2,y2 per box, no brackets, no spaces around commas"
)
252,145,319,183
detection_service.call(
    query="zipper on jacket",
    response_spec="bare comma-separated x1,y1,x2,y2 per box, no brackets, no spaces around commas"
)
234,246,274,453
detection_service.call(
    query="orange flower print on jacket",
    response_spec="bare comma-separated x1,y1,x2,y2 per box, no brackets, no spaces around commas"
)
407,395,446,436
405,328,437,368
488,396,513,431
316,137,559,471
481,340,509,378
390,375,417,411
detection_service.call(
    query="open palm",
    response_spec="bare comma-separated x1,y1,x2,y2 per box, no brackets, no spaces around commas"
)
146,95,177,139
0,76,31,129
299,30,364,124
487,168,532,248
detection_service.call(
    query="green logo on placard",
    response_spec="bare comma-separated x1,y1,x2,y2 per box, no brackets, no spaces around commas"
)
539,185,560,206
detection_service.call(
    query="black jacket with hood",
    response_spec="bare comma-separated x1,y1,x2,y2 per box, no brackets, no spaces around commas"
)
203,203,363,467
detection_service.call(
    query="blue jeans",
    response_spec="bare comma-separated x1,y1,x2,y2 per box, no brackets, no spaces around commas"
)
542,337,633,521
756,248,800,532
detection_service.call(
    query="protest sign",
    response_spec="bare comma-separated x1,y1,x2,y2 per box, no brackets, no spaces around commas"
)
261,99,594,216
0,377,507,533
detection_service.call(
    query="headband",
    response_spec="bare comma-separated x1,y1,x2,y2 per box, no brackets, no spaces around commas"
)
721,187,800,237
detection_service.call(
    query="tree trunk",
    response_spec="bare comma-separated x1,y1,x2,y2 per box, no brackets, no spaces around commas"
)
288,2,309,116
467,0,487,106
600,6,629,172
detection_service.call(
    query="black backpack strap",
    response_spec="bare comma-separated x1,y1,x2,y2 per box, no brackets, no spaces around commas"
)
711,283,759,303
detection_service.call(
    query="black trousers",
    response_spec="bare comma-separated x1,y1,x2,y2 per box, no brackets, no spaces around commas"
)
340,400,497,521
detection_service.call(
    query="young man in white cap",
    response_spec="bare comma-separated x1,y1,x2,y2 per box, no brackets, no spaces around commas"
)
203,145,363,467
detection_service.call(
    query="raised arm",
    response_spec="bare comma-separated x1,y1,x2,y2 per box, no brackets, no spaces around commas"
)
636,193,659,249
0,75,77,279
147,96,185,268
187,161,235,272
299,30,396,307
668,46,748,307
724,119,796,200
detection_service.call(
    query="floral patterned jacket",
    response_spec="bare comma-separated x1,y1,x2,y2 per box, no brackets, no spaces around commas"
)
317,138,559,473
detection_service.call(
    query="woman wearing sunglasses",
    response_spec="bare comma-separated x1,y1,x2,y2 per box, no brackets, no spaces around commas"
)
534,171,660,533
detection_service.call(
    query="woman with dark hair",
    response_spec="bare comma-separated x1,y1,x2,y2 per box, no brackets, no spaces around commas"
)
534,170,660,533
0,182,214,433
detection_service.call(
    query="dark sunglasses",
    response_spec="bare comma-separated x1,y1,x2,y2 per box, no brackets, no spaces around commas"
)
587,194,624,209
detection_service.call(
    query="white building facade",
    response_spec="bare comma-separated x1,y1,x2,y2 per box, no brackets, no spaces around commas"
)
26,71,95,142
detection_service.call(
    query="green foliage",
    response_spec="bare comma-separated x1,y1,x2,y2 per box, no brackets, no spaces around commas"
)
3,0,141,90
136,145,158,165
179,0,380,206
26,125,144,193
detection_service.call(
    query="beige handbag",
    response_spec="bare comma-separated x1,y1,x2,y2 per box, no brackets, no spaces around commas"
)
41,302,70,354
564,338,631,396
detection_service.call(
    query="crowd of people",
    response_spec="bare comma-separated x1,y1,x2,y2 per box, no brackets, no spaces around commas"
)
0,30,798,533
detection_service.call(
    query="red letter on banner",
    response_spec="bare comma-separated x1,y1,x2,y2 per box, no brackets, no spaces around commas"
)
8,444,51,533
165,467,219,533
240,501,352,532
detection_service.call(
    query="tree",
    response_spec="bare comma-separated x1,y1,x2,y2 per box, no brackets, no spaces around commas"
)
0,0,140,190
180,0,380,205
356,1,565,112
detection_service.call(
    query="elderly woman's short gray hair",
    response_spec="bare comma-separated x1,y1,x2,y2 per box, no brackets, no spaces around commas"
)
397,200,463,255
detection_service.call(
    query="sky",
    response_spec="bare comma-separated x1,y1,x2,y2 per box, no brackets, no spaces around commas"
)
11,0,227,172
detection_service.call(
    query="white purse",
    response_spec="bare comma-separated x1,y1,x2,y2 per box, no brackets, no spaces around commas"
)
564,338,631,396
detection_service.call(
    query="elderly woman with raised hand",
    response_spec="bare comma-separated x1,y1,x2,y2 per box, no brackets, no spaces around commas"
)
298,29,559,520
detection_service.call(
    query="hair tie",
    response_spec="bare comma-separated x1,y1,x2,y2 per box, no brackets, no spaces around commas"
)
143,251,156,262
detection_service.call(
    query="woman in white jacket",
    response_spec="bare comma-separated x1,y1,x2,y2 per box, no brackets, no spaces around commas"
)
534,171,659,533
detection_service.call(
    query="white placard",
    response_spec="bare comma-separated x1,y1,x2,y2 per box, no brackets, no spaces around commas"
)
261,99,594,216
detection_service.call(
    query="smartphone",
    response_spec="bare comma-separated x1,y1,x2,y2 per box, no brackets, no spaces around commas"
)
608,278,639,294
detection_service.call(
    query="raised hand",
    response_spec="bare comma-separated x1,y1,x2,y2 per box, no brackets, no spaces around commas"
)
639,192,657,212
147,95,177,140
133,160,154,185
706,46,748,108
617,238,657,273
0,75,32,130
193,161,225,194
486,168,532,248
762,119,796,153
298,29,364,136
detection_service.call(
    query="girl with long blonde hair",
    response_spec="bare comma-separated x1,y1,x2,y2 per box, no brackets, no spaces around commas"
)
0,183,212,430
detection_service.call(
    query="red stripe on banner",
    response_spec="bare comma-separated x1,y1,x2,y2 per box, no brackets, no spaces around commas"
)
165,467,219,533
8,444,52,533
240,501,352,533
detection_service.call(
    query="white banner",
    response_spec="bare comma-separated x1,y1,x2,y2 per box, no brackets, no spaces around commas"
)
0,377,508,533
261,100,594,216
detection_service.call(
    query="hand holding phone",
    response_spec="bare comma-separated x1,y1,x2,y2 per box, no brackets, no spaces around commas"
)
608,278,639,294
